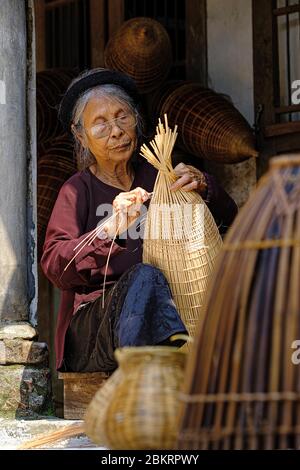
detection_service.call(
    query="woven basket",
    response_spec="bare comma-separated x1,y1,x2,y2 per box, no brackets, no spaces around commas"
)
177,154,300,450
104,17,172,94
84,367,124,448
148,80,185,125
86,346,186,450
155,82,258,164
141,117,222,339
37,68,77,149
37,135,77,260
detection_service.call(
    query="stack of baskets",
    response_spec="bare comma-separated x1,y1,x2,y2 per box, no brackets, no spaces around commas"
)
37,135,76,260
104,17,257,165
37,68,77,260
37,68,77,152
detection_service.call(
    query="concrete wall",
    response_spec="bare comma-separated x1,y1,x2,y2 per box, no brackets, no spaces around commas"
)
0,2,49,419
206,0,257,207
27,0,38,326
0,0,28,321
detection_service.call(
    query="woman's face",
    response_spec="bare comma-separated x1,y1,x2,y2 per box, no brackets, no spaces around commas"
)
79,96,138,165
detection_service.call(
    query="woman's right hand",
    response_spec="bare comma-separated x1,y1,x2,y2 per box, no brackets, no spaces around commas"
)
103,187,151,238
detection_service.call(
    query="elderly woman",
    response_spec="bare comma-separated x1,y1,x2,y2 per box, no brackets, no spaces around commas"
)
41,68,237,373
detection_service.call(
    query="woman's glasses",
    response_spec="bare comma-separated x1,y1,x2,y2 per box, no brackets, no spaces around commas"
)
89,114,137,139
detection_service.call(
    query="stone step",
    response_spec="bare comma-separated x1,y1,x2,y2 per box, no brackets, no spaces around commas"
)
0,417,107,449
0,365,50,418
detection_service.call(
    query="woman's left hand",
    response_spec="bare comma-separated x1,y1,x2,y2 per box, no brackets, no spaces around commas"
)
170,162,208,197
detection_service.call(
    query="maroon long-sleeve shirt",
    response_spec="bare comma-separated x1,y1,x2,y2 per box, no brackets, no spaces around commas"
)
41,156,237,369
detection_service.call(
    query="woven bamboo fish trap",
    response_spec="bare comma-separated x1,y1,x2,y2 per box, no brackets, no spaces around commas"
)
141,116,222,339
84,367,124,448
85,346,186,450
104,17,172,94
37,135,76,260
177,154,300,450
155,82,258,164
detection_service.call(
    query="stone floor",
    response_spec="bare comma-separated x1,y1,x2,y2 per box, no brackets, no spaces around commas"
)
0,417,107,450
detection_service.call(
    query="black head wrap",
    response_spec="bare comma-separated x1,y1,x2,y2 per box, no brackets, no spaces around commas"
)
58,68,140,131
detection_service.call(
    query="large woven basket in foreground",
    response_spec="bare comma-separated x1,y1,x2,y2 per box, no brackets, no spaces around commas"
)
85,346,186,450
141,116,222,339
177,154,300,449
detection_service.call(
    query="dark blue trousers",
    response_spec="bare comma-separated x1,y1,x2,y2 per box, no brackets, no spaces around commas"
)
64,263,188,372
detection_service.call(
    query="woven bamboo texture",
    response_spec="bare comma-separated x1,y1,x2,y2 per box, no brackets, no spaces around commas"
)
148,80,185,125
85,346,186,450
141,116,222,339
84,368,124,448
37,134,77,260
152,82,258,164
37,68,77,151
104,17,172,94
177,154,300,450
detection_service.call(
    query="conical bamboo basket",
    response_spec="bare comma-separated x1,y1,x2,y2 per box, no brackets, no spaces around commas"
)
104,17,172,94
148,80,186,125
141,116,223,339
154,82,258,164
177,154,300,450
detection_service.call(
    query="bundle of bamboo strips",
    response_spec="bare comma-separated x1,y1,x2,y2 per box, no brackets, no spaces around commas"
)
17,423,84,450
177,154,300,449
141,115,222,339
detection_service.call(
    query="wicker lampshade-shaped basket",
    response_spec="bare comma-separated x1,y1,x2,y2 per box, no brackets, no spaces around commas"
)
155,82,258,164
177,154,300,450
104,17,172,94
37,135,76,260
141,116,222,339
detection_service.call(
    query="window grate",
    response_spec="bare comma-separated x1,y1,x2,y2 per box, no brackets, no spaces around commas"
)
274,0,300,122
45,0,90,70
124,0,186,80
